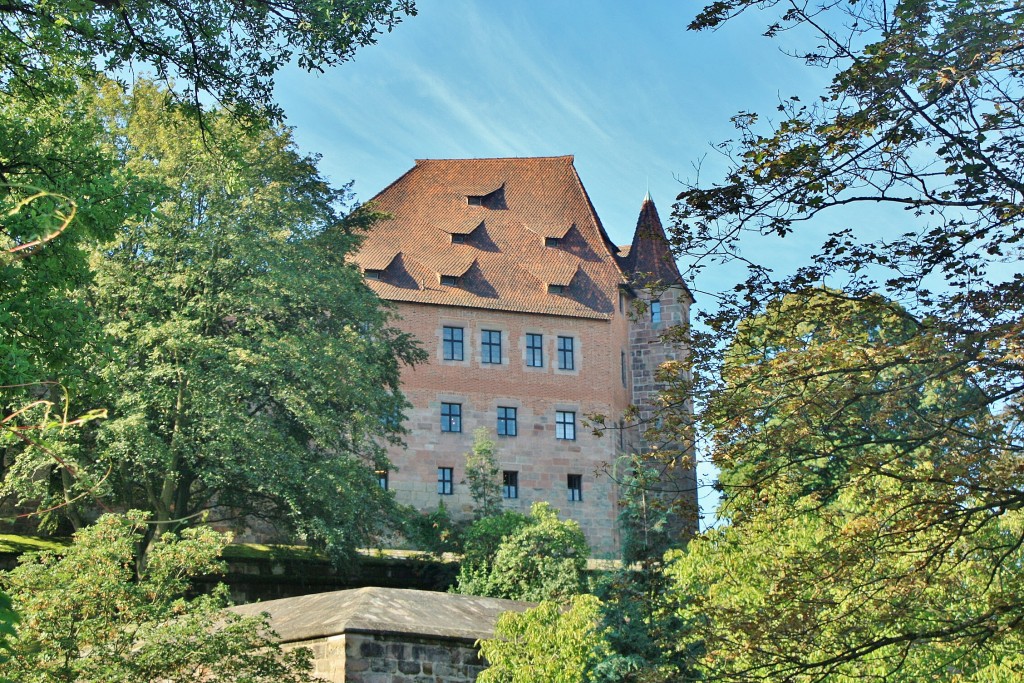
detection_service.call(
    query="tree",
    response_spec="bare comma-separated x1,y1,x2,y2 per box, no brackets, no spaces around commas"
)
0,0,416,118
2,511,318,683
454,502,588,602
2,80,425,558
464,427,502,519
477,595,612,683
650,1,1024,677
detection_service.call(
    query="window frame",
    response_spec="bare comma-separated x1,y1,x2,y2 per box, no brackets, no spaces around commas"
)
377,470,389,491
481,329,502,365
503,470,519,499
526,333,544,368
441,402,462,433
567,474,583,502
556,410,576,441
557,336,575,371
443,326,464,361
651,300,662,323
438,467,454,495
497,406,518,437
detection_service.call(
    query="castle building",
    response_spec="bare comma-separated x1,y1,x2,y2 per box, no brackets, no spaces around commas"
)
354,156,693,557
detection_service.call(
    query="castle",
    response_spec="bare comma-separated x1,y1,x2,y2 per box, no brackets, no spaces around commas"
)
354,156,694,557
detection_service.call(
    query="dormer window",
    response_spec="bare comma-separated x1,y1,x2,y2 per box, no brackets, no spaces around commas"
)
545,237,560,247
467,195,484,206
464,185,506,209
451,234,467,244
365,269,383,280
548,284,565,294
440,275,460,287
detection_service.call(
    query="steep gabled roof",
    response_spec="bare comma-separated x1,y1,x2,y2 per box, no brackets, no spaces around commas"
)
353,156,627,319
623,194,693,300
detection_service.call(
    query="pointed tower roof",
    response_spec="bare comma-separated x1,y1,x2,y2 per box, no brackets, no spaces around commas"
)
625,194,690,298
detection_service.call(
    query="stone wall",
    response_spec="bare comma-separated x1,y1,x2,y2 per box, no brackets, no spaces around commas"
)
287,632,486,683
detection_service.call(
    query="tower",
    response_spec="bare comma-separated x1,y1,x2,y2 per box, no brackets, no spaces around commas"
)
623,193,697,553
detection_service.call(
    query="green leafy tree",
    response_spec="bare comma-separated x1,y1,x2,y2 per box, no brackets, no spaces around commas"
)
2,80,425,558
2,511,317,683
455,502,588,602
0,0,415,118
648,1,1024,677
477,595,612,683
464,427,502,519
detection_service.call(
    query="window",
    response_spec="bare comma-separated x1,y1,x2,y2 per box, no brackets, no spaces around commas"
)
443,326,464,361
503,471,519,499
557,336,575,370
440,275,460,287
568,474,583,502
365,269,383,280
651,300,662,323
441,402,462,433
548,284,565,294
482,329,502,364
438,467,453,495
467,195,484,206
377,470,389,491
545,237,560,247
497,406,517,436
526,333,543,367
451,234,467,244
556,411,576,440
621,350,627,387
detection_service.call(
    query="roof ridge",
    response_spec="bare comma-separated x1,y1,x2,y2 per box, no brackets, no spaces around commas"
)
415,155,574,163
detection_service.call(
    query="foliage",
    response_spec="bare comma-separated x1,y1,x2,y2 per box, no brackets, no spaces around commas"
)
2,80,426,559
647,1,1024,678
400,501,463,556
477,595,612,683
0,0,415,118
464,426,502,519
455,502,588,602
0,588,16,683
453,510,529,596
1,511,317,683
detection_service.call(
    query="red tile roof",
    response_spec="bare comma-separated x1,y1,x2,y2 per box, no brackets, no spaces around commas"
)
355,156,627,319
623,195,693,300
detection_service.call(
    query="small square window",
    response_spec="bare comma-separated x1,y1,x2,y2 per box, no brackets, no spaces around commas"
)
557,336,575,371
438,467,453,495
503,471,519,499
497,406,517,436
526,333,543,367
556,411,576,441
377,470,389,491
568,474,582,502
482,329,502,365
651,300,662,323
443,326,464,361
441,402,462,433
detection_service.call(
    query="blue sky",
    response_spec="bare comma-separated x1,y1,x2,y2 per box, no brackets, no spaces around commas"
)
274,1,834,298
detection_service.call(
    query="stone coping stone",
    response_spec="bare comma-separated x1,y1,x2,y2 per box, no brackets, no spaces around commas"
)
229,587,533,644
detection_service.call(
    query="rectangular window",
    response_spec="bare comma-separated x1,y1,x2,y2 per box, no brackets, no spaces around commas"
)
443,326,464,361
556,411,576,441
547,284,565,294
526,333,543,367
438,467,453,495
440,275,460,287
441,402,462,433
451,234,467,244
503,471,519,499
497,406,518,436
621,350,627,387
557,336,575,371
568,474,583,502
377,470,389,491
482,329,502,364
651,300,662,323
